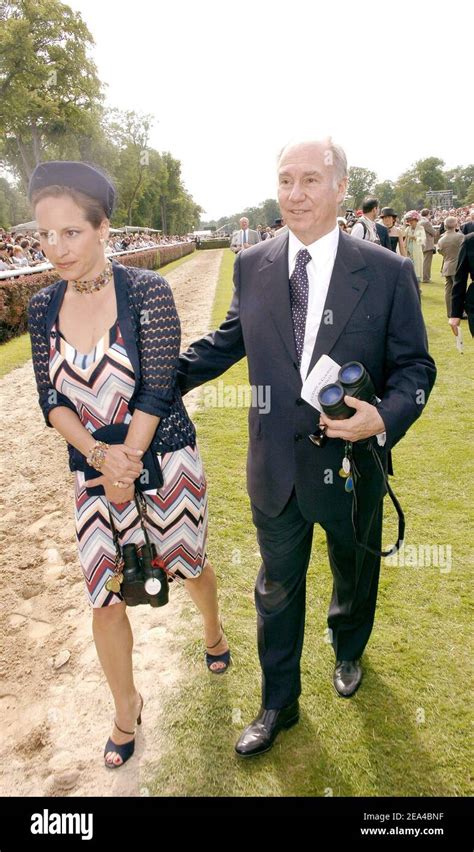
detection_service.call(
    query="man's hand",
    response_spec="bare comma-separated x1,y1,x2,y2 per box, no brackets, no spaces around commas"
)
320,396,386,442
448,317,461,336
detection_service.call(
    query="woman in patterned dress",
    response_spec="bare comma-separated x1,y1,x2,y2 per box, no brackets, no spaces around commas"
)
27,161,230,769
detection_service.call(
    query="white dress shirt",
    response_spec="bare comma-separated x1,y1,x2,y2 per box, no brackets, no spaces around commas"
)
288,224,340,381
288,224,386,444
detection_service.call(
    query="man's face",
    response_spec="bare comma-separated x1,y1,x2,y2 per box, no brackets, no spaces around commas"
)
240,218,249,230
277,142,347,244
382,215,395,228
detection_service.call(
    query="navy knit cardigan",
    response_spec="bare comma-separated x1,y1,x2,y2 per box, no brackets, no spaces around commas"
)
27,260,196,470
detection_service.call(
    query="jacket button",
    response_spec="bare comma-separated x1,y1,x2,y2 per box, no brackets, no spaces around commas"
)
294,433,303,441
296,397,304,406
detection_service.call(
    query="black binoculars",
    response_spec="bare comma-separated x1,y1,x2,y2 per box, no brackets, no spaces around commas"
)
309,361,377,447
121,541,169,608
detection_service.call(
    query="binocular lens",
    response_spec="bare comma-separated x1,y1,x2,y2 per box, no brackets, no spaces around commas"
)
318,381,355,419
339,362,363,384
316,361,377,420
319,383,344,407
337,360,376,404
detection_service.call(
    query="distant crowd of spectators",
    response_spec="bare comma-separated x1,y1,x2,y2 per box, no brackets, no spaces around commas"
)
338,205,473,239
0,229,193,274
106,232,193,253
0,231,46,270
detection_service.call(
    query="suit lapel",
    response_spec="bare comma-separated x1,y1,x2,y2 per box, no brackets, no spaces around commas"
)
260,233,299,364
258,235,297,363
306,232,369,375
260,231,370,372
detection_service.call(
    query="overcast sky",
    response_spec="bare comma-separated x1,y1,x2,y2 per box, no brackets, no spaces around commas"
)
70,0,472,219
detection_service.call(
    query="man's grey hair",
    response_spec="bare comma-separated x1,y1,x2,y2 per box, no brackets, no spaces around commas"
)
277,137,348,188
444,216,457,230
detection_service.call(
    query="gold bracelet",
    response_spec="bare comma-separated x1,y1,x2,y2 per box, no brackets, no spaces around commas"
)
86,440,110,471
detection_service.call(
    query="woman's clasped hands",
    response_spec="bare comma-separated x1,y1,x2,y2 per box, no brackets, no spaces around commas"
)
85,443,144,502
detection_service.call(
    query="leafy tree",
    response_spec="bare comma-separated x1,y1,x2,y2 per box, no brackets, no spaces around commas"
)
105,109,152,226
373,180,395,207
347,167,377,207
392,166,424,213
262,198,280,226
413,157,445,191
0,176,30,227
0,0,103,187
464,183,474,205
444,165,474,205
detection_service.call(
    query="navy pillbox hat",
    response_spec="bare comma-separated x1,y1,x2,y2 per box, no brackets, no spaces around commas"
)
28,160,116,218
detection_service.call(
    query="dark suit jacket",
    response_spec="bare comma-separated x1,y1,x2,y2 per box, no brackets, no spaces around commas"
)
461,221,474,236
375,222,392,250
178,231,436,523
451,232,474,318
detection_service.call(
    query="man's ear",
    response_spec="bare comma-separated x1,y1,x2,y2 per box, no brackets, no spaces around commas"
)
336,177,348,205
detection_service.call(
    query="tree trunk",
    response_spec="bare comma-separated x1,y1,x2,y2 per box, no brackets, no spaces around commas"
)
160,196,167,234
127,161,144,225
16,137,34,189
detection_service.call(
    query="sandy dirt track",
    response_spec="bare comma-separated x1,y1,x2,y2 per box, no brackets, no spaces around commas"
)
0,249,223,796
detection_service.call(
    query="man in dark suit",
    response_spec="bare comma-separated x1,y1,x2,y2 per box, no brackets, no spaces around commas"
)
375,219,392,249
178,139,436,756
460,210,474,236
450,232,474,336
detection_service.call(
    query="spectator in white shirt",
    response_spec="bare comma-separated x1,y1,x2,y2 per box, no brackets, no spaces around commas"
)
351,198,380,242
11,245,29,266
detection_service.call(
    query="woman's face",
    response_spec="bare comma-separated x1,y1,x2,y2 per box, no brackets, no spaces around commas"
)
35,195,108,280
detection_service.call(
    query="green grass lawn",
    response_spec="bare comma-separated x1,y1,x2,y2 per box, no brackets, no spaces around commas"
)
147,249,472,798
0,332,32,378
0,250,197,378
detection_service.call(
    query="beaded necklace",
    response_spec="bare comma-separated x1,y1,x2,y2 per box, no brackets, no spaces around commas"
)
71,260,113,294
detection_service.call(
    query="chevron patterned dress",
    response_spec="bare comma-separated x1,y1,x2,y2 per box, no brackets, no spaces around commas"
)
49,318,208,608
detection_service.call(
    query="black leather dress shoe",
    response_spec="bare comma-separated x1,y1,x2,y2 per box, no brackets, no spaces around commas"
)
333,660,362,697
235,700,300,757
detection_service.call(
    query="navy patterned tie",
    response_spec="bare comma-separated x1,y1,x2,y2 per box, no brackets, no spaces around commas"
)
289,248,311,364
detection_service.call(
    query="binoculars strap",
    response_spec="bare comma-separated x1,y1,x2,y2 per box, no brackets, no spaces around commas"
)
351,441,405,558
106,490,153,563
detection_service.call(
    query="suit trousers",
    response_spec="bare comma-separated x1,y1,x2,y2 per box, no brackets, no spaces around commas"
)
445,275,454,317
251,488,384,708
422,250,434,282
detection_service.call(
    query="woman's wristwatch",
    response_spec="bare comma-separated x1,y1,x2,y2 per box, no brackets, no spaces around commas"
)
86,440,109,471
